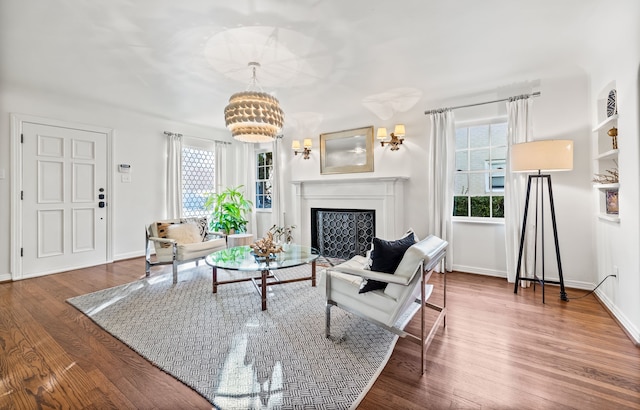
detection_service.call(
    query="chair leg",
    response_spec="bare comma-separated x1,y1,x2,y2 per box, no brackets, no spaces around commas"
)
325,303,332,338
173,262,178,284
145,258,151,277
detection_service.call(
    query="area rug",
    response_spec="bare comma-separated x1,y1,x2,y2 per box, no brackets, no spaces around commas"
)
67,265,418,409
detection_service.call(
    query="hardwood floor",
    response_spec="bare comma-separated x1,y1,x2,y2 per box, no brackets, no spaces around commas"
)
1,259,638,409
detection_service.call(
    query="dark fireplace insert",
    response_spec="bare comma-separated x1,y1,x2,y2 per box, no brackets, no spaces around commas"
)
311,208,375,259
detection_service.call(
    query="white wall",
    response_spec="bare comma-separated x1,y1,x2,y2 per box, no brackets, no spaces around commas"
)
0,84,232,276
278,72,595,291
584,1,640,343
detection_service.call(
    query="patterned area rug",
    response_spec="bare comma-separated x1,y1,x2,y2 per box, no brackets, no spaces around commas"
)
67,264,417,409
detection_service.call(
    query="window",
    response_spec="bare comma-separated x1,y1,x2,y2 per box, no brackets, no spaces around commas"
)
182,140,215,218
453,122,507,218
255,151,273,210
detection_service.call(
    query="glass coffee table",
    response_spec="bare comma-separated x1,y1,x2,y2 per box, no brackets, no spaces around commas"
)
205,245,320,311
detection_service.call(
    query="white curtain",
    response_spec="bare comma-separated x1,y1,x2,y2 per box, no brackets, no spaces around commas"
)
240,143,257,234
271,136,285,228
426,110,455,272
505,96,534,284
166,133,183,219
214,140,230,193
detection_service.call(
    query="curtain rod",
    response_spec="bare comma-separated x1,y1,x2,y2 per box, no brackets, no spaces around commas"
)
163,131,231,144
424,91,541,115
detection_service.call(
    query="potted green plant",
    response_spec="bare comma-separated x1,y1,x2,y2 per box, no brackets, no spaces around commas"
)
204,185,253,234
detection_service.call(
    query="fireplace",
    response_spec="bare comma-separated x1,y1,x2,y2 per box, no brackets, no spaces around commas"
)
311,208,375,259
291,176,408,246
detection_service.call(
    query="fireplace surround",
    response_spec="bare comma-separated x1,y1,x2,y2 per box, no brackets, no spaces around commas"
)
291,177,408,247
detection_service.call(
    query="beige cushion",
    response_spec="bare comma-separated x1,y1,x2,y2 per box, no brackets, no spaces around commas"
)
166,222,202,245
176,237,226,260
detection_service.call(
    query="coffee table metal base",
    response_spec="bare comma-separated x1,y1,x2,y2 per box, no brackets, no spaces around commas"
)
212,261,316,311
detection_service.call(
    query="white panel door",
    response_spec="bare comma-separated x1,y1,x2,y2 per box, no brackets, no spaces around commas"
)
21,122,108,276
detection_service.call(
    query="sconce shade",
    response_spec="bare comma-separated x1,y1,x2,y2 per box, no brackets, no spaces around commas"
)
378,124,406,151
393,124,406,137
511,140,574,172
292,138,311,159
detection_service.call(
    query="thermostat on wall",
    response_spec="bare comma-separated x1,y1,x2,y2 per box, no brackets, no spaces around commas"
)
119,164,131,173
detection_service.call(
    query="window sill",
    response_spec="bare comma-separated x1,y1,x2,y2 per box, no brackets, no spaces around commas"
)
452,217,504,225
255,209,272,213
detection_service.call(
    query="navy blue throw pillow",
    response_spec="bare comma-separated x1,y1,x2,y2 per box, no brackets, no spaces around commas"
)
359,235,415,293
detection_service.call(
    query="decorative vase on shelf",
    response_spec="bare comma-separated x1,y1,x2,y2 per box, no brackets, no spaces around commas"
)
608,127,618,150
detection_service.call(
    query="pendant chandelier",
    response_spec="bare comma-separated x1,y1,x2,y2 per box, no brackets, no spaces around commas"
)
224,62,284,143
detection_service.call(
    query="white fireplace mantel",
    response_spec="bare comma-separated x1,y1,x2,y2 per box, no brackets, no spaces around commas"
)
291,177,408,246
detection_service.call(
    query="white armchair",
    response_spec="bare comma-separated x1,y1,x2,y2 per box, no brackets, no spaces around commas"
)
145,217,227,284
323,235,448,373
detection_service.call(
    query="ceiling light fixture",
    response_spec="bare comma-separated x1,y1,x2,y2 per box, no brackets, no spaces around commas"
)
224,62,284,143
377,124,405,151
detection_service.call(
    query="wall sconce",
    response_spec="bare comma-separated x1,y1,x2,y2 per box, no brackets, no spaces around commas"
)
292,139,312,159
377,124,405,151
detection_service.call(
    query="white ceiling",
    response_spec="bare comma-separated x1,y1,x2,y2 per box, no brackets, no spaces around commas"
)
0,0,624,135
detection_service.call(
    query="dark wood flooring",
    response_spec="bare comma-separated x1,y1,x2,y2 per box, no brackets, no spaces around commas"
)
1,258,638,409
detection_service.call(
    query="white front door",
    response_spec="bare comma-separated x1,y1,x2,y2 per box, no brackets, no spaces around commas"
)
21,121,109,277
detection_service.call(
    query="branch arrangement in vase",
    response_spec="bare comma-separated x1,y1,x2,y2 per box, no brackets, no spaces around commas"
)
268,224,296,244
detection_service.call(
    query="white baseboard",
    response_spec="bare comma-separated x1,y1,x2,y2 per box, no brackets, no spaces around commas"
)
452,266,596,291
0,273,11,282
452,264,506,278
114,250,146,261
594,289,640,346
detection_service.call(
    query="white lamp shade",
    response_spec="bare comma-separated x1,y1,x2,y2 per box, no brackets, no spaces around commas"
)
376,127,388,139
291,140,301,150
393,124,406,137
303,138,312,148
511,140,574,172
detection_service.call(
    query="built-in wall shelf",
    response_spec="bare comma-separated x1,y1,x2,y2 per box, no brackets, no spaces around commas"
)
598,214,620,223
595,149,619,160
592,114,618,132
593,183,620,190
592,83,620,219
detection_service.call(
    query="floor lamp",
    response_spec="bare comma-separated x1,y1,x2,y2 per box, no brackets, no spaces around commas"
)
511,140,574,303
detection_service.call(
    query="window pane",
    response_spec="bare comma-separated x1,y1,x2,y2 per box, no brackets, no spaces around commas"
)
454,174,469,196
491,123,507,146
455,151,468,171
470,149,490,171
491,147,507,163
469,173,486,195
470,196,490,217
255,151,273,210
453,121,507,218
490,171,505,192
469,125,489,148
453,196,469,216
492,196,505,218
455,128,468,150
182,147,215,218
